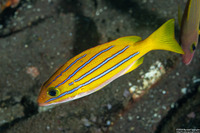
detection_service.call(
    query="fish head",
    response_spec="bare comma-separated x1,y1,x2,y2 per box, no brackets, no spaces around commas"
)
37,85,59,106
181,32,198,65
37,81,80,106
181,43,196,65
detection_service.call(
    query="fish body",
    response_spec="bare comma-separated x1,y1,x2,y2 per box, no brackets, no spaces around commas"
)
180,0,200,65
37,19,184,106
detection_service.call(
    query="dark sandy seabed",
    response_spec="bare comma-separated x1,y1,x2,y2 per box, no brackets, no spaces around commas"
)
0,0,199,133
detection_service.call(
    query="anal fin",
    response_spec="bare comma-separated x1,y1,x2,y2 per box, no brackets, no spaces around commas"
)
124,57,144,74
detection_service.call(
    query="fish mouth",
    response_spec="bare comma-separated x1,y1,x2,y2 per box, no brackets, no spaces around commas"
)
38,102,49,106
182,53,194,65
37,96,49,106
37,99,55,106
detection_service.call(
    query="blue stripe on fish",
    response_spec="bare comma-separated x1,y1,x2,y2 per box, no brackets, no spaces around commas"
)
55,45,114,88
69,82,74,85
46,54,87,88
45,51,139,103
73,46,130,83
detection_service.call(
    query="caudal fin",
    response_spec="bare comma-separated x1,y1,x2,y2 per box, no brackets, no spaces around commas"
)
144,19,184,54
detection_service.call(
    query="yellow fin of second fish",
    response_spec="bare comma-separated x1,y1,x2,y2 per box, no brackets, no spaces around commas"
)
187,0,192,21
124,57,144,75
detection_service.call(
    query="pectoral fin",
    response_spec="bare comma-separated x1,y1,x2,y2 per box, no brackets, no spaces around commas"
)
125,57,144,74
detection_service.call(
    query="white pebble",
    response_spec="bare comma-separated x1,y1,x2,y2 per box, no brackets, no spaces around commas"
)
128,116,133,121
162,105,166,110
162,90,166,94
171,103,175,108
153,113,157,117
129,85,137,93
181,88,187,94
27,5,32,9
46,125,50,130
106,120,111,125
107,103,112,110
24,44,28,48
128,82,132,86
82,118,91,127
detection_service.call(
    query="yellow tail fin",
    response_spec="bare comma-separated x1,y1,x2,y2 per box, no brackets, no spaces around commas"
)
144,19,184,54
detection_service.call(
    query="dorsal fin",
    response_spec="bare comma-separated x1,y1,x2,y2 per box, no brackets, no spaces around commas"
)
187,0,192,21
115,36,142,44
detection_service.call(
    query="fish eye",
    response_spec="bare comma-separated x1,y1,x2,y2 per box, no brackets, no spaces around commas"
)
190,43,196,52
47,87,60,97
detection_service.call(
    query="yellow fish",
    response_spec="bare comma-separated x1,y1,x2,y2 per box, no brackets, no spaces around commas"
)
37,19,184,106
